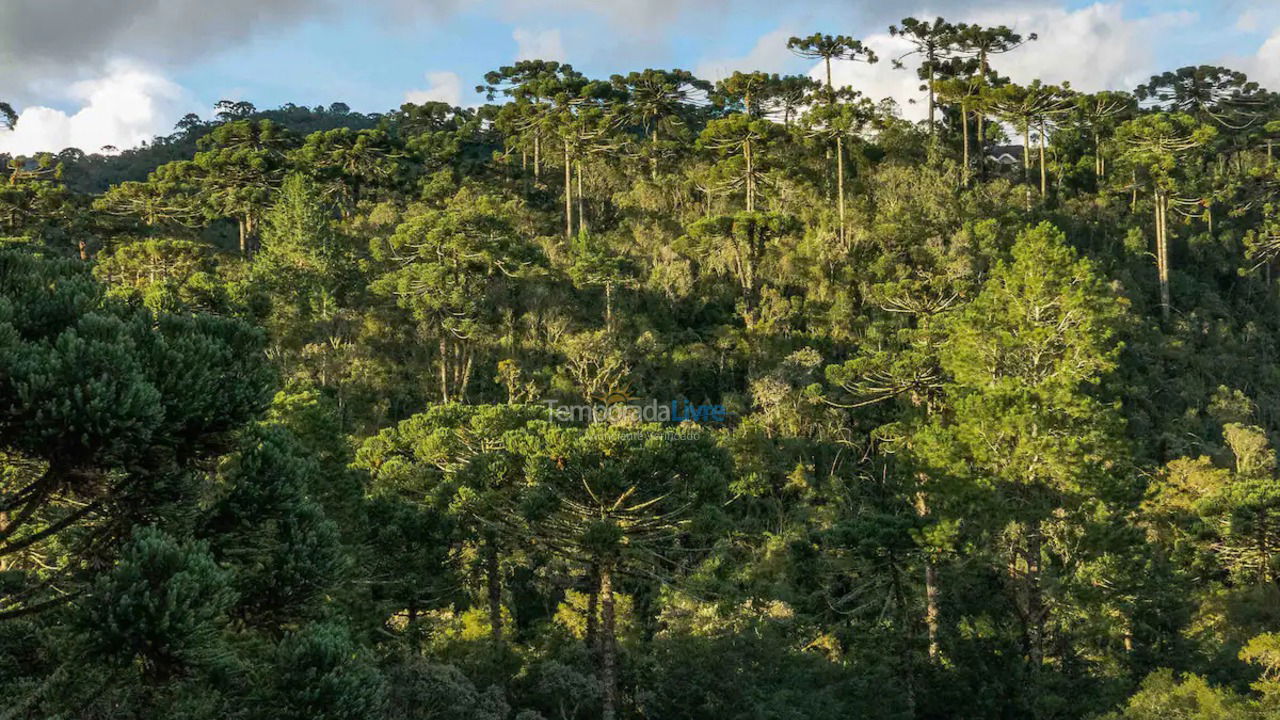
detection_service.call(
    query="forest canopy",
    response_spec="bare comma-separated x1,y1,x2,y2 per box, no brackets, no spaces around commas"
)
7,16,1280,720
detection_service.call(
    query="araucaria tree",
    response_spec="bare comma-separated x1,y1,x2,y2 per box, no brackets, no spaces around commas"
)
11,18,1280,720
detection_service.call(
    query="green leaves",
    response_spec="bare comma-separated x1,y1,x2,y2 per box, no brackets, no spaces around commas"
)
372,187,542,338
787,33,879,66
1116,112,1217,182
0,249,271,615
520,423,731,564
942,222,1124,392
81,525,235,681
264,622,386,720
939,222,1127,493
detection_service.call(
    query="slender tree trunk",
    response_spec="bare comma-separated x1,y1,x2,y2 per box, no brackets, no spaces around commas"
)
1156,189,1170,321
1094,130,1102,182
1038,120,1048,197
586,563,600,654
1024,523,1045,666
533,135,541,181
977,51,989,180
438,338,451,403
744,137,754,212
823,57,844,241
961,102,970,185
836,136,845,243
564,140,573,241
238,218,248,257
927,65,936,137
650,127,659,180
604,281,614,329
458,346,473,402
247,214,259,256
977,110,987,180
599,559,619,720
577,161,586,236
486,541,503,645
915,490,941,663
1258,510,1270,584
1023,123,1032,210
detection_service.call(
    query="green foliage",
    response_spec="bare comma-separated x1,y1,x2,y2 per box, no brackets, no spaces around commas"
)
263,622,386,720
80,526,235,681
13,28,1280,720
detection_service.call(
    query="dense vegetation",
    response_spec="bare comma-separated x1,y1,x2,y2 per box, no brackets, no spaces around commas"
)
7,18,1280,719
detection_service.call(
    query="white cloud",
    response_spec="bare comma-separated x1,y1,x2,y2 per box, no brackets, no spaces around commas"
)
404,71,464,106
694,26,797,82
826,2,1194,122
1240,29,1280,90
973,3,1193,92
820,34,925,120
513,28,566,62
0,61,189,156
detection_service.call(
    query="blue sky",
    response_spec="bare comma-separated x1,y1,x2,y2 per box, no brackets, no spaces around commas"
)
2,0,1279,154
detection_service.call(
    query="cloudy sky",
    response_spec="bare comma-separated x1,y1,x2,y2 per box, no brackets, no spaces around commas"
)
1,0,1278,155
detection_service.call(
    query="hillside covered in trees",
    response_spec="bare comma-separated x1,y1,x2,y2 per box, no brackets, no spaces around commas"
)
7,18,1280,720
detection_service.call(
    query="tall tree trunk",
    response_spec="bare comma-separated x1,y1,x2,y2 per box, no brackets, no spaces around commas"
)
1023,522,1045,666
533,135,541,181
1094,129,1103,182
744,137,754,212
836,136,845,243
585,563,600,654
977,109,987,180
650,127,659,180
458,346,474,403
1038,120,1048,197
604,281,614,329
599,559,619,720
438,338,450,403
1258,509,1271,584
247,215,259,256
915,490,941,663
822,58,844,241
577,161,586,236
486,541,503,645
961,102,970,185
564,140,573,241
977,51,989,179
1023,123,1033,210
927,64,936,137
1156,189,1171,321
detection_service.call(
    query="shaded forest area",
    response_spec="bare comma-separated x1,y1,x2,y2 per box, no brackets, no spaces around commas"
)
6,18,1280,720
